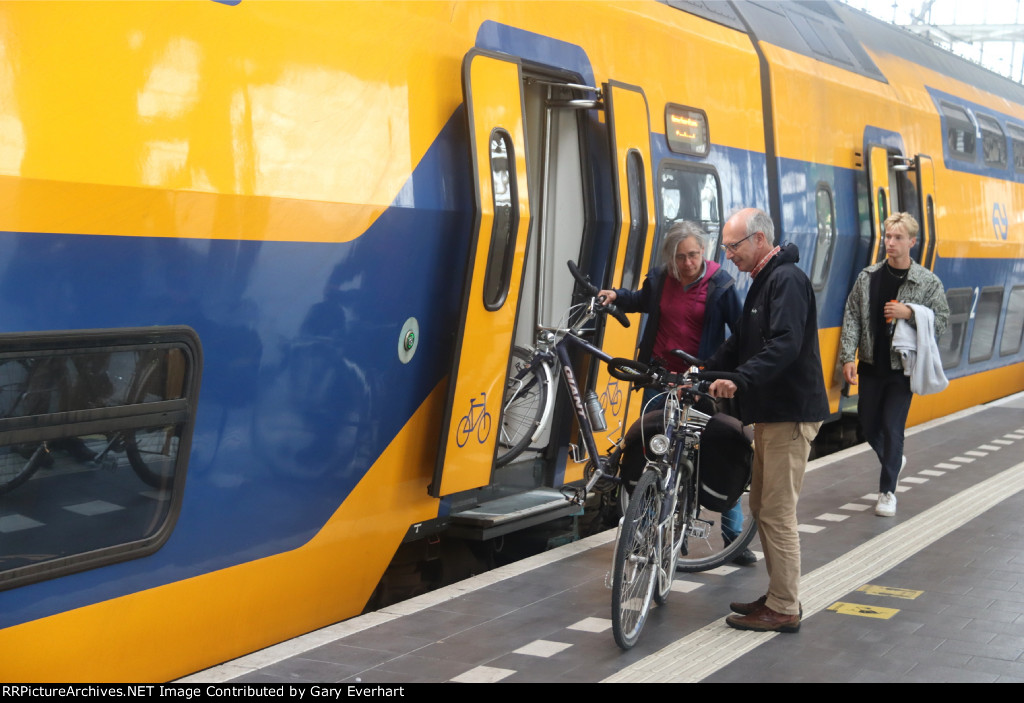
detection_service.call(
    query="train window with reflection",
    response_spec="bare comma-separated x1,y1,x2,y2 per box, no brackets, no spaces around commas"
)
976,114,1007,169
969,287,1004,362
1008,124,1024,174
940,102,976,161
620,150,648,291
0,328,200,590
658,163,722,257
811,185,836,291
483,130,519,311
938,288,972,368
1000,287,1024,356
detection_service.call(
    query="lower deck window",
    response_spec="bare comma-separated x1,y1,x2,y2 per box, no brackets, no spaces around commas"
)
0,327,200,589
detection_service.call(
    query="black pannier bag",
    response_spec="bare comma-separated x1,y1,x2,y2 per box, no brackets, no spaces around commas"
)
697,413,753,512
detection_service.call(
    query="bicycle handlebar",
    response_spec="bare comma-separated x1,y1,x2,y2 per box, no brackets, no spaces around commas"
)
567,260,630,329
606,356,745,392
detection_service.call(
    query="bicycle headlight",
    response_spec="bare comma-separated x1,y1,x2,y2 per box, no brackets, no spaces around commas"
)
648,434,670,456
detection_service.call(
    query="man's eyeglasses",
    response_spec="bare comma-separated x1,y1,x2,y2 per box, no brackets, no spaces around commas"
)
720,232,758,253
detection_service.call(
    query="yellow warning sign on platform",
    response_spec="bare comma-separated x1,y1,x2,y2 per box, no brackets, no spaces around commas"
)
856,585,923,600
827,602,899,619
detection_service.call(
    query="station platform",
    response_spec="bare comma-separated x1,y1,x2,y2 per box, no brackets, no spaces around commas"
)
183,393,1024,683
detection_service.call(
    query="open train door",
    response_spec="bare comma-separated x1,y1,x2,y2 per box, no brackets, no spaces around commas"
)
916,154,938,270
867,144,891,264
581,81,656,468
430,50,532,497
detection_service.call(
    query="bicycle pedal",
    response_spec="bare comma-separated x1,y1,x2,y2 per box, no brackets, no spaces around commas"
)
688,518,712,540
559,485,584,505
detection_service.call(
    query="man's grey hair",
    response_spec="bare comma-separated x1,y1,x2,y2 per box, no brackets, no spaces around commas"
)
661,221,707,281
744,209,775,246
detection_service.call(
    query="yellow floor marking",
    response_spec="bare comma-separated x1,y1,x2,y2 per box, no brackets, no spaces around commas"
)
856,585,923,599
827,602,900,619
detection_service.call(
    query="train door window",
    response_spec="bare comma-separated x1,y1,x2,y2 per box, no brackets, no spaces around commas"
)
940,102,976,162
976,114,1007,169
620,150,647,291
0,328,200,590
1000,286,1024,356
810,185,836,291
969,287,1004,363
1008,124,1024,174
938,288,972,368
483,131,519,310
658,164,722,258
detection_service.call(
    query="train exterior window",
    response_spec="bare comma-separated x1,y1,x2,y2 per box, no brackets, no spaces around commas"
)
0,328,200,590
969,287,1004,362
811,185,836,290
940,102,976,162
938,288,972,368
1008,124,1024,174
1001,287,1024,356
483,130,519,311
664,104,709,157
976,114,1007,169
620,150,648,291
658,163,722,257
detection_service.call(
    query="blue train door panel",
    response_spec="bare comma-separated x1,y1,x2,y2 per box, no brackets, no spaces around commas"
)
585,81,656,456
430,50,532,498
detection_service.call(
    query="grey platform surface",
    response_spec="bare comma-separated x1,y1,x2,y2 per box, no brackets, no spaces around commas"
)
185,393,1024,683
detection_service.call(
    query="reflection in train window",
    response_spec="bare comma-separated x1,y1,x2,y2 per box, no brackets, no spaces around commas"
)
658,164,722,257
620,150,648,291
940,102,976,161
483,130,518,311
976,114,1007,169
939,288,972,368
1008,124,1024,174
0,329,199,590
969,287,1004,362
1000,286,1024,356
811,185,836,291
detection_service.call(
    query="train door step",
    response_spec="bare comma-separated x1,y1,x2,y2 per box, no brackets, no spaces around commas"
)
447,488,582,540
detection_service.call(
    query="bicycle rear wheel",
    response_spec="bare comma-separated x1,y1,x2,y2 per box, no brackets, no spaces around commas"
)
611,469,659,650
676,490,757,573
495,346,548,466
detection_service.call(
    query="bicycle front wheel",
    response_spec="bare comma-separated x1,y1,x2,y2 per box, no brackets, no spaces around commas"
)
676,490,757,573
0,444,47,495
611,469,660,650
495,346,548,466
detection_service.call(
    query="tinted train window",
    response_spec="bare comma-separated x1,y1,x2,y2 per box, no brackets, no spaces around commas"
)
940,102,976,162
483,131,519,310
976,114,1007,169
1000,286,1024,356
1008,124,1024,174
939,288,972,368
811,185,836,291
0,328,200,590
658,164,722,257
969,287,1004,362
620,150,648,291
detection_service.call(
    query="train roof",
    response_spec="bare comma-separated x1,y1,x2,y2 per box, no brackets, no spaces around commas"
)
664,0,1024,105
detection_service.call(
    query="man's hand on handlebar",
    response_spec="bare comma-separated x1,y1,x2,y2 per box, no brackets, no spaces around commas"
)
708,379,738,399
597,289,617,304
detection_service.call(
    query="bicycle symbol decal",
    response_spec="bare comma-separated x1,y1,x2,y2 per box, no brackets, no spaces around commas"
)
456,391,493,447
600,380,623,417
993,202,1009,240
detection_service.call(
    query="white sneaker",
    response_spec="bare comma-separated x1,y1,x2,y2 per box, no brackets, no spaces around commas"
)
875,491,897,517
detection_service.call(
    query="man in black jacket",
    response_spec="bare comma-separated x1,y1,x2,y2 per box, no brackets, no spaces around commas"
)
706,208,829,633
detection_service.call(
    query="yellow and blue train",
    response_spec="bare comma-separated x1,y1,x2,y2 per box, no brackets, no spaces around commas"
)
2,0,1023,681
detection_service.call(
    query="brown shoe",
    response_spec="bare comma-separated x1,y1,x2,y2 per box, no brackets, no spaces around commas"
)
729,595,802,617
729,595,767,615
726,604,800,633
